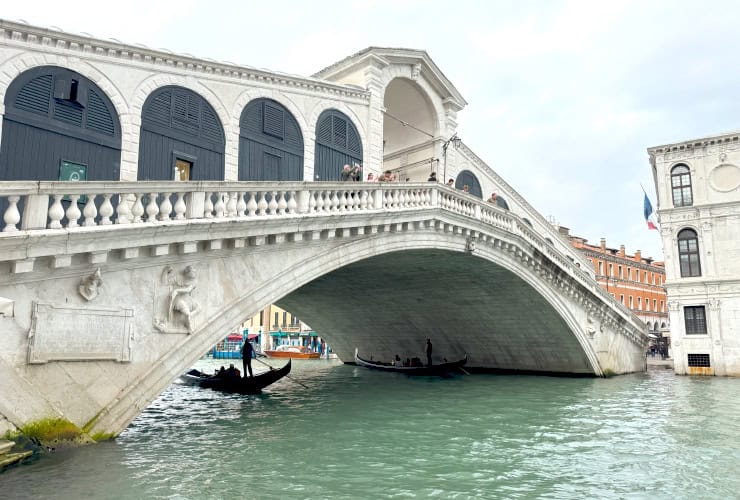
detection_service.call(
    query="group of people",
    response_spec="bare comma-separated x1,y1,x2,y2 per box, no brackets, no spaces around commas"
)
212,338,255,380
392,338,435,368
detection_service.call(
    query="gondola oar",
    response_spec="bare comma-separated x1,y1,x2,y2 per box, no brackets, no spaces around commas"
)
254,357,309,389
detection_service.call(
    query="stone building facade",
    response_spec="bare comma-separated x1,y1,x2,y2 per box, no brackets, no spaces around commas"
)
648,131,740,376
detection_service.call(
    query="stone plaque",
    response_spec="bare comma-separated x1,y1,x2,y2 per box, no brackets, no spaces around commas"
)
28,302,134,364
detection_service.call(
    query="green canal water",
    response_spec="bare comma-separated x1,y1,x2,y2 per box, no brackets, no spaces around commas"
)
2,359,740,499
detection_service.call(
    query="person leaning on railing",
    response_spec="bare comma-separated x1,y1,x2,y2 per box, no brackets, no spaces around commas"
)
377,170,395,182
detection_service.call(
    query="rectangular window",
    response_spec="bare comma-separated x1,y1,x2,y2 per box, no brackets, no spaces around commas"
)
620,294,624,304
684,306,707,335
274,312,279,328
629,296,633,308
627,268,631,280
646,299,650,311
609,263,613,276
687,353,710,367
653,299,657,311
282,311,287,327
618,265,623,279
638,297,642,310
259,311,264,326
660,300,665,312
598,262,603,275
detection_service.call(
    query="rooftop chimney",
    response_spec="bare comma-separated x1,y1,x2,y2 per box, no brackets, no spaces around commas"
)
619,245,626,258
600,238,606,252
634,250,642,262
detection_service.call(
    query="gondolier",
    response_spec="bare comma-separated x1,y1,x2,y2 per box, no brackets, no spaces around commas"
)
241,338,254,378
425,338,433,367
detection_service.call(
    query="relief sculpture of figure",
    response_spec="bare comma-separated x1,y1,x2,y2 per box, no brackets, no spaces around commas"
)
168,265,199,334
79,268,103,301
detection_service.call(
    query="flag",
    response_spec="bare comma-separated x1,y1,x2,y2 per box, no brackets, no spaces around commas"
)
643,193,658,230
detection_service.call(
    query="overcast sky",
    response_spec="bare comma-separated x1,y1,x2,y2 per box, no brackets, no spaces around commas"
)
5,0,740,260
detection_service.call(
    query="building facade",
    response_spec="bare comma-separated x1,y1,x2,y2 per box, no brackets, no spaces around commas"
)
242,304,326,354
563,231,669,346
649,132,740,376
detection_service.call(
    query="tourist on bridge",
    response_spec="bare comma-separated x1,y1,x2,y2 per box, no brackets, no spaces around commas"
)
378,170,396,182
241,338,254,378
367,172,376,182
341,164,354,181
428,172,437,182
352,163,362,181
487,192,498,204
446,178,454,187
425,338,433,367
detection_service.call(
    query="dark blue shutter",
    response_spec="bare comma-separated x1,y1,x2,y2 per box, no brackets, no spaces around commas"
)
263,102,285,139
15,75,52,115
314,109,363,181
86,89,115,136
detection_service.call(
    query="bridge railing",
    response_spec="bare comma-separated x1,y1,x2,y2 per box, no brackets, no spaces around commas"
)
0,181,436,232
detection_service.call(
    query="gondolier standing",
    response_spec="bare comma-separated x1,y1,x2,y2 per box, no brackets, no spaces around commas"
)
241,338,254,378
425,338,433,367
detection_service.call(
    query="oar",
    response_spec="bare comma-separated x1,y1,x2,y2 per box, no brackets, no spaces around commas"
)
458,367,471,375
254,357,309,389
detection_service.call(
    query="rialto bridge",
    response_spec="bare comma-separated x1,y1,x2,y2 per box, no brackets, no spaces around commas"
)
0,20,647,441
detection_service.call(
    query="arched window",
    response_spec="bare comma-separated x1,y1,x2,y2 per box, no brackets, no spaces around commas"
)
455,170,482,198
494,195,510,210
1,66,121,181
314,109,362,181
677,228,701,277
139,86,225,180
671,164,693,207
522,217,533,227
239,98,303,181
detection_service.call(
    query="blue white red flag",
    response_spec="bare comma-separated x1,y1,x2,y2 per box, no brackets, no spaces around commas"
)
643,194,658,230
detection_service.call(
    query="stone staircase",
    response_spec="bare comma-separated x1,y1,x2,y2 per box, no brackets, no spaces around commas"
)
0,439,32,470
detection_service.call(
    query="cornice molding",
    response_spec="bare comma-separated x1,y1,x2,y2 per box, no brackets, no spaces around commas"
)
0,19,370,102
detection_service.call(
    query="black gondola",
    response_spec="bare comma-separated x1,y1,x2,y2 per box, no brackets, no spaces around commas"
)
180,359,291,394
354,348,467,375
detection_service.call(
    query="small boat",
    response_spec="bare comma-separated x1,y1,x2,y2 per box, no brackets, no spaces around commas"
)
181,359,291,394
354,348,468,375
264,345,321,359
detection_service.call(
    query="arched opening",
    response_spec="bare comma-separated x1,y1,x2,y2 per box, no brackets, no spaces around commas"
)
239,98,304,181
455,170,482,198
313,109,362,181
139,86,225,180
671,164,693,207
382,78,438,180
677,228,701,277
0,66,121,181
522,217,533,227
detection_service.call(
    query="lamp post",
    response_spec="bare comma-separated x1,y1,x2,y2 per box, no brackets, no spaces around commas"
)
442,133,461,185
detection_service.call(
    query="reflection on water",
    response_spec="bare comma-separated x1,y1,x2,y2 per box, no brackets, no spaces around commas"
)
3,360,740,499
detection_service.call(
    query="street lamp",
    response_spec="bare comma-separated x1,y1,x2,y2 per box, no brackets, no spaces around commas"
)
442,133,462,185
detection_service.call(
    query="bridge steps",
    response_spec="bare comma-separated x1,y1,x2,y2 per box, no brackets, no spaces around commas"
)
0,439,32,471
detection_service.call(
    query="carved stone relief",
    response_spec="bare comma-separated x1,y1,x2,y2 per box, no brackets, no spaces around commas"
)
154,265,201,334
78,268,103,301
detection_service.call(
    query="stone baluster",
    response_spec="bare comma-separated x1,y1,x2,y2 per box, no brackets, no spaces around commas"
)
327,190,338,212
257,192,269,215
145,193,159,222
236,192,247,217
99,194,114,225
338,191,347,212
48,194,65,229
393,190,401,208
132,193,145,223
227,192,238,217
287,191,298,214
371,189,382,209
116,194,132,224
65,195,81,228
246,192,258,216
315,191,325,213
359,190,368,210
268,191,279,215
174,192,187,220
204,192,214,218
83,194,99,226
2,195,21,232
308,191,317,212
277,191,288,215
214,192,225,218
159,193,172,221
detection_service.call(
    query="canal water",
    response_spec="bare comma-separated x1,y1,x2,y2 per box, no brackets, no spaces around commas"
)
2,359,740,499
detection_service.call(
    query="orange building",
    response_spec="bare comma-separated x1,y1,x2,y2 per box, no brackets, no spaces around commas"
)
560,229,669,348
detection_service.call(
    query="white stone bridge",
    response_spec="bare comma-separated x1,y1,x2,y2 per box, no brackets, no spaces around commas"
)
0,180,647,440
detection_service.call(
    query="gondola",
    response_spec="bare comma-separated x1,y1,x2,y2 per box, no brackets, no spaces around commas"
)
180,359,291,394
354,348,467,375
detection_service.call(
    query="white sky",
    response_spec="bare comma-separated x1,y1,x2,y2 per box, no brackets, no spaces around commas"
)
6,0,740,260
